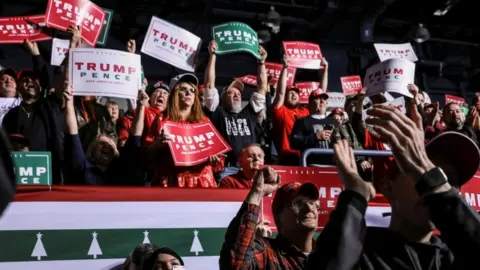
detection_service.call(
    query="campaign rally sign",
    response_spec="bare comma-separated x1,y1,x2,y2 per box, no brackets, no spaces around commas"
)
364,58,415,97
327,92,346,108
51,38,70,66
45,0,105,47
12,152,52,185
265,62,296,87
362,96,406,120
340,75,362,96
68,48,142,99
212,22,260,59
445,94,465,106
162,121,231,167
295,81,320,104
283,41,322,69
235,75,257,87
374,43,418,62
141,16,201,72
0,15,51,44
96,8,113,46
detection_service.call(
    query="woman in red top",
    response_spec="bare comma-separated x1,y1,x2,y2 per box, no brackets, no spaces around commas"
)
149,81,224,187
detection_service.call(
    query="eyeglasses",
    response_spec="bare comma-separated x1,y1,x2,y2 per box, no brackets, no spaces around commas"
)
291,197,320,212
178,86,195,94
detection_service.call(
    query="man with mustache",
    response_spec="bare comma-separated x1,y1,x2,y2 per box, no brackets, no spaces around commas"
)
203,41,268,176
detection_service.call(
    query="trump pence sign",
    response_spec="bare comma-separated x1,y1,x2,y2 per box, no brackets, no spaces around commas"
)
163,121,231,166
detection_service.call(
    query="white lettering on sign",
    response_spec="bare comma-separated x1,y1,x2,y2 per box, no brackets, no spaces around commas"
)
53,0,102,31
171,132,215,152
286,48,321,59
0,23,38,35
215,29,258,46
464,192,480,207
318,187,342,199
17,166,47,184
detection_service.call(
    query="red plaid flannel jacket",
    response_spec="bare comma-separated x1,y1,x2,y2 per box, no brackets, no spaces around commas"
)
220,202,314,270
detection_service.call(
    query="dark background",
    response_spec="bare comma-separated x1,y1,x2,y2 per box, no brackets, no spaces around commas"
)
1,0,479,105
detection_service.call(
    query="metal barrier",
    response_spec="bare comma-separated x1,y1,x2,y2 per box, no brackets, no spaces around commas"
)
301,148,394,167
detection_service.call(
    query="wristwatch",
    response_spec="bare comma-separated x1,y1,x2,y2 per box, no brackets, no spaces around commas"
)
415,167,448,196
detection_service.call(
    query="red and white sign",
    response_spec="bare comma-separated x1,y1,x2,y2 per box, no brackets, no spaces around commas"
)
0,15,51,44
374,43,418,62
163,121,232,166
295,81,320,104
265,62,296,86
69,48,142,99
141,16,201,72
364,59,415,97
45,0,105,47
235,75,257,87
283,41,322,69
445,94,465,106
340,75,363,96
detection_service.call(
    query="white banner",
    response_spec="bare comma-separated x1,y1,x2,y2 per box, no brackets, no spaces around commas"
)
327,92,346,108
374,43,418,62
364,59,415,97
141,16,201,72
68,48,142,99
51,38,70,66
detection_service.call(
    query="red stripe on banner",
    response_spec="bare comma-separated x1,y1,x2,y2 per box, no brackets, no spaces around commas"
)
14,186,249,202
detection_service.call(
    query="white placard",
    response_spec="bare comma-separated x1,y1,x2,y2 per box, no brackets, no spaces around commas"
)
51,38,70,66
68,48,142,99
374,43,418,62
141,16,201,72
327,92,346,108
364,59,415,98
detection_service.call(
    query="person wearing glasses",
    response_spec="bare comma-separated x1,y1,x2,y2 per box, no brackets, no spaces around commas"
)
220,166,319,269
147,74,224,188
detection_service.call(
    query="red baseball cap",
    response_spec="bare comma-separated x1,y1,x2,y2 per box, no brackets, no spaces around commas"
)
272,182,319,215
329,108,344,117
309,89,329,101
286,85,300,93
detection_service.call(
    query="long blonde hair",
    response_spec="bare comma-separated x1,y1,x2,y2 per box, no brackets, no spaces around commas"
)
166,82,205,123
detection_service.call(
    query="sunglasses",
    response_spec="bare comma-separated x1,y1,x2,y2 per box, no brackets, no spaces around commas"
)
178,86,195,94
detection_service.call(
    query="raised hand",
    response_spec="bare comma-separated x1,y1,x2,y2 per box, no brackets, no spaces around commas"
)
256,220,272,238
365,103,435,182
258,46,268,64
334,140,375,201
67,25,82,48
137,90,149,107
252,167,281,197
23,39,40,56
208,40,218,55
127,39,136,54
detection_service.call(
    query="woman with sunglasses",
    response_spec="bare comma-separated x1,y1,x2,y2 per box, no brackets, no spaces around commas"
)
148,78,224,187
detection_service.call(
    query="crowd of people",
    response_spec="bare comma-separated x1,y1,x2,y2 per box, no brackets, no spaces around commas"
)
2,16,480,270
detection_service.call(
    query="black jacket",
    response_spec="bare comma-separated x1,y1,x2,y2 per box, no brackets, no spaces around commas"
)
306,188,480,269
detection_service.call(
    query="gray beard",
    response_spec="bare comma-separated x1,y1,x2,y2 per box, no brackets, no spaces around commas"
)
228,103,242,113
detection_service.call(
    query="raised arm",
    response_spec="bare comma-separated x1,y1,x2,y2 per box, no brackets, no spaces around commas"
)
256,46,268,96
220,167,280,269
203,41,220,112
320,57,329,91
273,55,289,109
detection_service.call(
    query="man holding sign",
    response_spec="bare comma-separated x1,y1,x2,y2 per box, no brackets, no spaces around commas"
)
203,40,268,176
